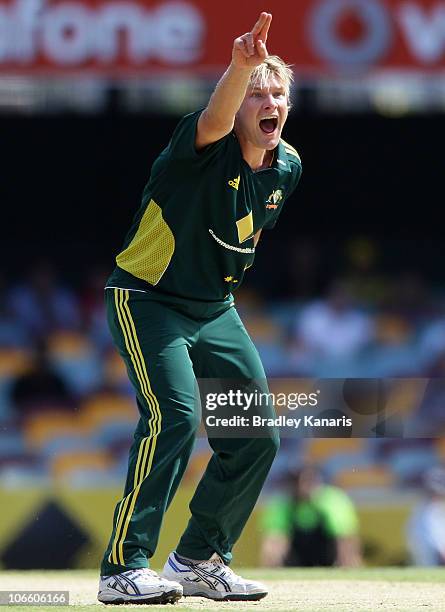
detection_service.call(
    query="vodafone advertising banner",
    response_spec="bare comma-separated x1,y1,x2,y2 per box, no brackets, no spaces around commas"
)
1,0,445,76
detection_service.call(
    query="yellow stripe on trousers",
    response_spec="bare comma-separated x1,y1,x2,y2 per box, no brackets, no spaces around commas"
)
109,289,152,565
109,289,161,566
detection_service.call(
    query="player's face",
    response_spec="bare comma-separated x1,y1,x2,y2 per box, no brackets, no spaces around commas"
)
235,75,289,151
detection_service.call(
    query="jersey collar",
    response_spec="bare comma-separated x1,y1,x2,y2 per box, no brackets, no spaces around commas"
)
232,131,292,172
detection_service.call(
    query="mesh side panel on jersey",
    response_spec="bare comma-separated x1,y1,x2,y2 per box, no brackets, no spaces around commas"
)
116,199,175,285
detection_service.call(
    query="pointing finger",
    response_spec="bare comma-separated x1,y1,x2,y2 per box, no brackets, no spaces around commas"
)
259,13,272,43
251,12,267,37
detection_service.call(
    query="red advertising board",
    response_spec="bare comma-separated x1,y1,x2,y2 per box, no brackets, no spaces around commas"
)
1,0,445,76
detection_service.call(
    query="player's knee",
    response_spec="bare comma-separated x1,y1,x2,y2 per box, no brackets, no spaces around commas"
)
176,409,201,438
255,430,280,458
190,410,201,435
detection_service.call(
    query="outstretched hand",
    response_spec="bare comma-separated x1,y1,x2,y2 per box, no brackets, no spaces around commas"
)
232,12,272,69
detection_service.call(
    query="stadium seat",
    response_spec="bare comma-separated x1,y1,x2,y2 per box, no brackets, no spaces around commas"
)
80,393,137,430
48,331,102,395
23,410,87,451
48,331,93,357
305,438,364,462
50,449,113,481
375,314,412,345
243,314,282,344
0,348,31,377
323,452,375,481
333,465,395,490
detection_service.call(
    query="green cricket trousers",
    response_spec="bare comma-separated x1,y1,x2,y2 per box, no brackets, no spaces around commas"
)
100,288,279,575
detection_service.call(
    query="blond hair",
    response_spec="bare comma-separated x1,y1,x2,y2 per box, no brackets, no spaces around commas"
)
249,55,294,99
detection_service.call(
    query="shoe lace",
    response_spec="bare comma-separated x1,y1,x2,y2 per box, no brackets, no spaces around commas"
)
125,568,160,582
202,556,241,581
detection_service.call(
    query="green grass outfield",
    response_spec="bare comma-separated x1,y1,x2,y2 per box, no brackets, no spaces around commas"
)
1,568,445,612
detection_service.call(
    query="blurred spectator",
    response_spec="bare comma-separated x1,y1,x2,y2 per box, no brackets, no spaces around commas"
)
291,281,374,369
10,339,71,416
407,466,445,566
408,350,445,437
260,465,362,567
419,315,445,366
7,261,81,342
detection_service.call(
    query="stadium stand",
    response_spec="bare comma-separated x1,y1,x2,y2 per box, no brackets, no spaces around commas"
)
0,269,444,496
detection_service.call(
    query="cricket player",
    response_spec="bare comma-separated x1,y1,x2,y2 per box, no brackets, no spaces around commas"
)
98,12,302,605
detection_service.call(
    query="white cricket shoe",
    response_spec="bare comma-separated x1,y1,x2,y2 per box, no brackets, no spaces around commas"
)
162,552,268,601
98,567,183,605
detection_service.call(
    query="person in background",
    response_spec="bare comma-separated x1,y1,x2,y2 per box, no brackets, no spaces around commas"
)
10,338,71,417
260,465,362,567
291,281,374,369
7,261,81,342
407,466,445,566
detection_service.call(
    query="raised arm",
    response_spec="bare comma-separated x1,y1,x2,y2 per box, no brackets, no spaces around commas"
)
195,12,272,150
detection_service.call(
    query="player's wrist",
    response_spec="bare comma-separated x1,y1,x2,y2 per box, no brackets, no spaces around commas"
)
229,59,256,74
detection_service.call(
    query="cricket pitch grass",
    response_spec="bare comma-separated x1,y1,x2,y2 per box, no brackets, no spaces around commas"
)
1,568,445,612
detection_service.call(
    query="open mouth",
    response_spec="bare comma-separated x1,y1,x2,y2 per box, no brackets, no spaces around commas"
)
259,116,278,134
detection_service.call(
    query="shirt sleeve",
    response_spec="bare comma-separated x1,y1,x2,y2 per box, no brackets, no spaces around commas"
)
167,109,230,163
263,160,302,230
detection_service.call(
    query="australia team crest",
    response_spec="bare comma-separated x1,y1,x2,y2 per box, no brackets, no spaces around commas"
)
266,189,283,209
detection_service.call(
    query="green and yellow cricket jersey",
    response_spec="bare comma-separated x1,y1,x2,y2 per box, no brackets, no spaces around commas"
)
107,110,302,302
